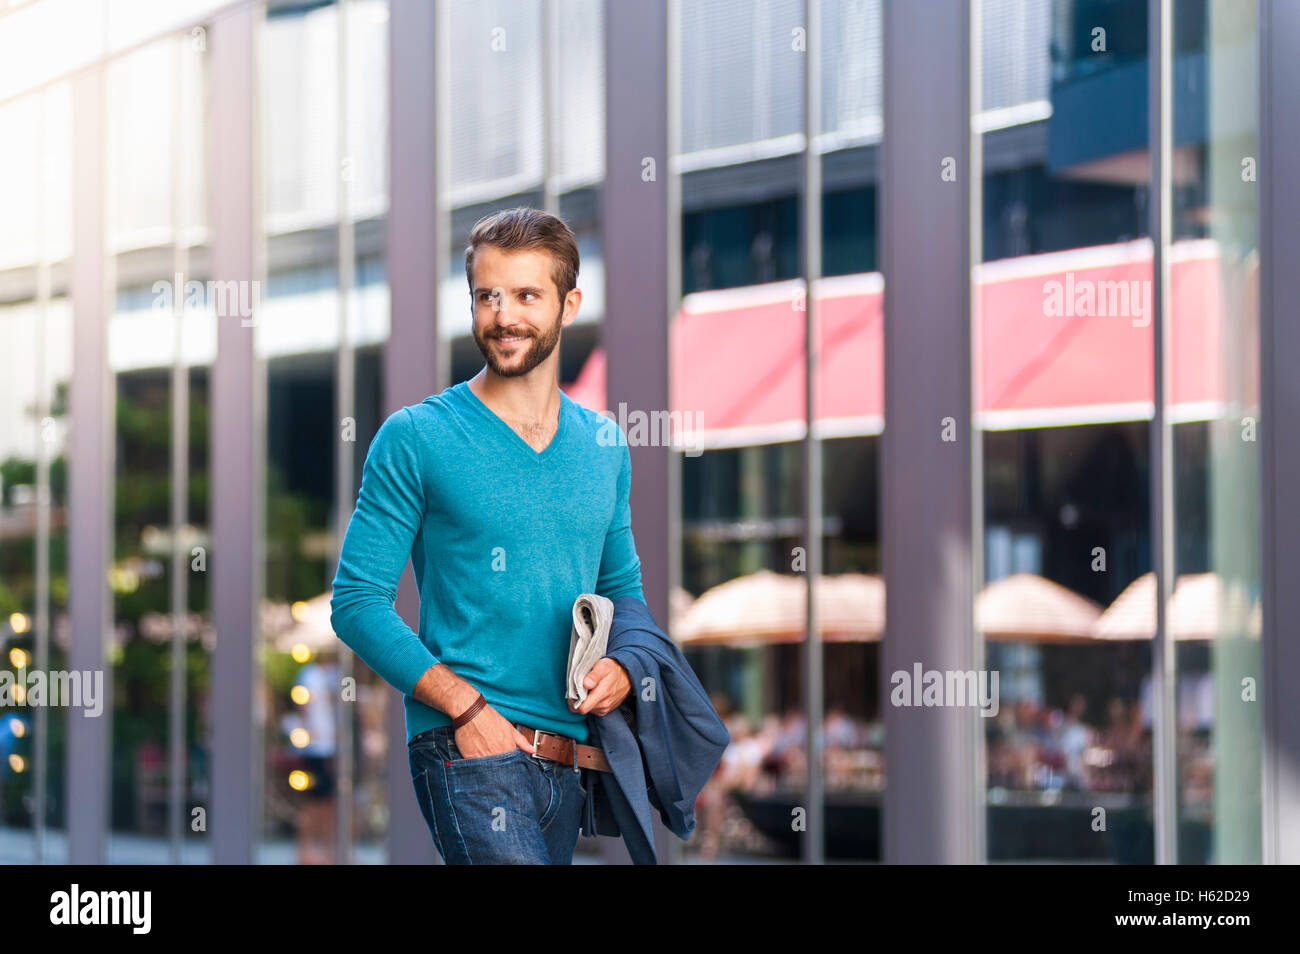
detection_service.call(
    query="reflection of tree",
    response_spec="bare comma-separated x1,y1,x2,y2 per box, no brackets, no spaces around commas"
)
265,462,326,603
1,380,70,618
105,373,212,830
0,379,70,826
1,366,334,831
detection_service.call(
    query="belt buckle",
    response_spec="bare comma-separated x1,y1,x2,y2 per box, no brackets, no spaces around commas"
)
531,727,576,767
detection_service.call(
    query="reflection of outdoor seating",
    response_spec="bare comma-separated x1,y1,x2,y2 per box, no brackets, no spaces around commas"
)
686,569,1238,860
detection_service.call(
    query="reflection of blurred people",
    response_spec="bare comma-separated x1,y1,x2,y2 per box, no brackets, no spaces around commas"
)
1056,694,1092,790
823,707,866,791
295,658,338,865
824,707,859,749
761,709,806,787
693,692,734,861
721,714,766,793
1179,727,1213,806
1008,699,1042,788
984,693,1165,795
1096,697,1144,793
986,706,1021,788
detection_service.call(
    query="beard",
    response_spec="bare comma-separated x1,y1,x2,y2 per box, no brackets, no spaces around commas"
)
472,301,564,378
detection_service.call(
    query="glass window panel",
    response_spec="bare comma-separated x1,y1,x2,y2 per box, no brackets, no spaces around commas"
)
976,0,1153,862
260,0,392,864
673,0,815,863
1168,0,1261,865
106,39,177,252
0,74,76,862
0,98,39,269
344,0,391,864
104,31,211,864
446,0,544,202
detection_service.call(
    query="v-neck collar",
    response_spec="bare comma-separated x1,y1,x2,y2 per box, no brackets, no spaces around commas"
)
457,379,568,461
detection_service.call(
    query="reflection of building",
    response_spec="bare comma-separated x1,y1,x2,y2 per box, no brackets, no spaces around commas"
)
0,0,1296,866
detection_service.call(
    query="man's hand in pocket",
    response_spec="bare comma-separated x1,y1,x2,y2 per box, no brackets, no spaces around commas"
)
453,704,535,758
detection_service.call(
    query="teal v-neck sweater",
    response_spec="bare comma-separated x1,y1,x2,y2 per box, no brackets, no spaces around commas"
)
329,380,644,744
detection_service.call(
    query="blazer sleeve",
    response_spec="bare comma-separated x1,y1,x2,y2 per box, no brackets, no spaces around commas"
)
329,407,440,696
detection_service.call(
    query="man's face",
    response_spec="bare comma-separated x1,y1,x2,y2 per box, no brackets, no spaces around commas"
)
469,245,569,378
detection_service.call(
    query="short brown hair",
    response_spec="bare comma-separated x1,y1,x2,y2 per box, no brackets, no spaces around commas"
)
464,207,580,302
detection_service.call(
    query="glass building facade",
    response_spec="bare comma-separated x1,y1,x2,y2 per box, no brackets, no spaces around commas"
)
0,0,1295,864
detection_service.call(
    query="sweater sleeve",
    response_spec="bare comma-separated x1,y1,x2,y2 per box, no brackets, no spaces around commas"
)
330,407,439,696
595,440,645,603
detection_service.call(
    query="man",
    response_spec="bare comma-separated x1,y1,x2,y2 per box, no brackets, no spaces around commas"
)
330,207,642,864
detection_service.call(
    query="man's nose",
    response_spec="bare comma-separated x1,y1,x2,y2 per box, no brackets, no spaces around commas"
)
490,292,522,323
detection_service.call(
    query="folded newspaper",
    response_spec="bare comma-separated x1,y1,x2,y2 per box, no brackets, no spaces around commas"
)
565,593,615,704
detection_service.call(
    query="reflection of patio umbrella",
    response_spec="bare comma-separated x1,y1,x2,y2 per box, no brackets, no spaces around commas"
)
1092,572,1261,641
819,573,885,640
675,569,884,645
975,572,1102,643
670,585,694,636
274,592,339,653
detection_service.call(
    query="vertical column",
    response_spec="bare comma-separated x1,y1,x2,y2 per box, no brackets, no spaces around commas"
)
541,0,558,215
1259,0,1300,865
168,34,195,866
385,0,443,864
604,0,673,863
210,5,262,865
68,65,110,867
334,0,357,867
801,0,825,865
879,0,978,864
33,87,52,867
1148,0,1179,866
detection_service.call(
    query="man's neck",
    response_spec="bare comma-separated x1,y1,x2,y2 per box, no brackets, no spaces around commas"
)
468,367,560,427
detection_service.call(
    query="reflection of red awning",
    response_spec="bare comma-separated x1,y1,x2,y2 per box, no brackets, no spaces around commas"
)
561,239,1252,449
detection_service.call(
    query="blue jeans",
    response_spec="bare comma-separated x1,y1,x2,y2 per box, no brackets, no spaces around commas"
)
408,725,589,864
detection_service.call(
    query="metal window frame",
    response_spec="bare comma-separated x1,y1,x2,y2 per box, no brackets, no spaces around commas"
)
383,0,443,864
332,0,358,868
802,0,826,866
1149,0,1179,867
880,0,980,864
603,0,673,864
1259,0,1300,865
209,3,263,865
67,63,112,867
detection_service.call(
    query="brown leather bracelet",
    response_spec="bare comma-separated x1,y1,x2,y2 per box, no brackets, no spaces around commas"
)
450,692,487,730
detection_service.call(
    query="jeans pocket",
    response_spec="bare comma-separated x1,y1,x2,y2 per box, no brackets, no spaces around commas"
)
408,729,449,760
445,737,527,767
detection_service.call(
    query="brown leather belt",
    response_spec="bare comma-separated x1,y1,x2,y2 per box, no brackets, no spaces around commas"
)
513,722,611,773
